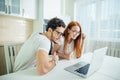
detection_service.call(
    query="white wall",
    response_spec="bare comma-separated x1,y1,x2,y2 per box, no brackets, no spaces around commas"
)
33,0,75,32
64,0,74,20
33,0,44,33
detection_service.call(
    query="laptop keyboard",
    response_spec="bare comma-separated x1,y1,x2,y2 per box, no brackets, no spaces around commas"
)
75,64,90,75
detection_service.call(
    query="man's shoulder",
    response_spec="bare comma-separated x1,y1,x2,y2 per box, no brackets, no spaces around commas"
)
30,32,46,39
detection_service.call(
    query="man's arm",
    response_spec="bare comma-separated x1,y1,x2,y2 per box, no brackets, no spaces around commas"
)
36,50,58,75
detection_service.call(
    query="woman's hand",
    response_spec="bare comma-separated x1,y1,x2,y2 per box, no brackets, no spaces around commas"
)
81,33,86,40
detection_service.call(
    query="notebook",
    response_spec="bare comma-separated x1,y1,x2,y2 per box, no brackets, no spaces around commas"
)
64,47,108,78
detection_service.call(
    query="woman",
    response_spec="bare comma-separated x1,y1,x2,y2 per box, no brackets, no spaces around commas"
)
54,21,86,60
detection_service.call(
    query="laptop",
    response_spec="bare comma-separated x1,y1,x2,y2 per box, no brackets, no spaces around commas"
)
64,47,108,78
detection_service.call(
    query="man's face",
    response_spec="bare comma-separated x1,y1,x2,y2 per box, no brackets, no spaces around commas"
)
52,27,65,44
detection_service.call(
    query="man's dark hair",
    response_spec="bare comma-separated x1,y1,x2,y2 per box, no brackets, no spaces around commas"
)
46,17,66,31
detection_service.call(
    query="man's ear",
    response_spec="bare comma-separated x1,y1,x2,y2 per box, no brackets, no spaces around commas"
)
48,28,53,32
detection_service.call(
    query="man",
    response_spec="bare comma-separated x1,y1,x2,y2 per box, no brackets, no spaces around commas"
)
13,17,66,75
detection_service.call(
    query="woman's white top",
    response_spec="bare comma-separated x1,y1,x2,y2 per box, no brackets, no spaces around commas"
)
13,32,51,72
57,37,76,58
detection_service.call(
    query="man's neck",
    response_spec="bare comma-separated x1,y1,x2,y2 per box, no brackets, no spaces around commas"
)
44,32,51,40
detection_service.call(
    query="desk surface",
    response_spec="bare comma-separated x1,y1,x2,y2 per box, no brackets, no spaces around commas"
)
0,53,120,80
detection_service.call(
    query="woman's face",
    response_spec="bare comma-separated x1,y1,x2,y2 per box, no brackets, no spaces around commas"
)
68,26,80,40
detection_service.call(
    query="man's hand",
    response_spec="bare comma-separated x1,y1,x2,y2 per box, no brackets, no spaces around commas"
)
52,52,59,65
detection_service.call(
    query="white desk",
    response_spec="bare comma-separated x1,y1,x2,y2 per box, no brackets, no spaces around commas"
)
0,53,120,80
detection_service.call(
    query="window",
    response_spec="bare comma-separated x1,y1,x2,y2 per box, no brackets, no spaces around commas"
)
74,0,120,41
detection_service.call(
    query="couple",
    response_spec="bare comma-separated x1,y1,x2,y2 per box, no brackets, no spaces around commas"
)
13,17,86,75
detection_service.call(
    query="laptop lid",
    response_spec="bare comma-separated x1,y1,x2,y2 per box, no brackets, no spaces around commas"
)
64,47,108,78
87,47,108,77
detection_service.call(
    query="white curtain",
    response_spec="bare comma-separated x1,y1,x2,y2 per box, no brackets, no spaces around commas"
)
74,0,120,57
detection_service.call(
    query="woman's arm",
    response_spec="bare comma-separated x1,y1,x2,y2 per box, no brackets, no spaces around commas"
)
57,52,73,60
52,40,73,60
52,44,70,59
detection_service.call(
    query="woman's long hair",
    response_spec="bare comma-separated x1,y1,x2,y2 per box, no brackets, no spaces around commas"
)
63,21,83,58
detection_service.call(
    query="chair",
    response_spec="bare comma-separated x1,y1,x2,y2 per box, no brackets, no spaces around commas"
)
4,42,23,74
